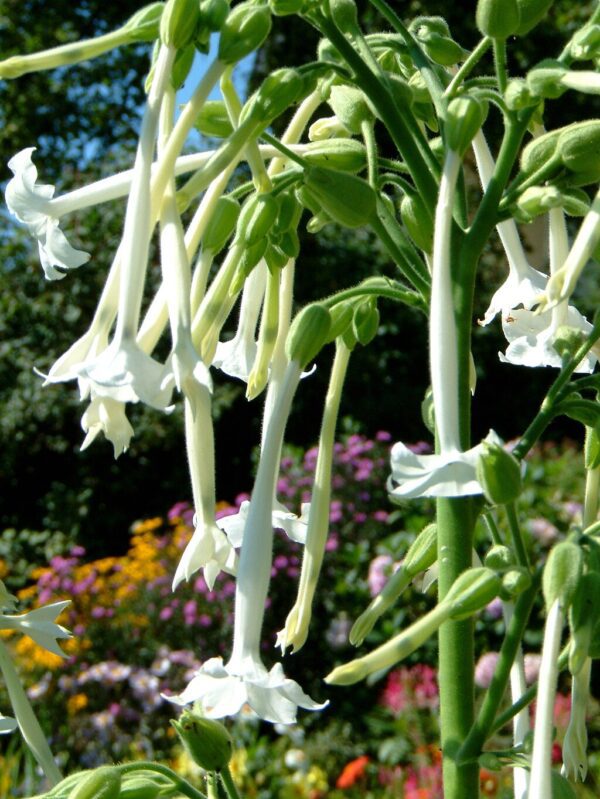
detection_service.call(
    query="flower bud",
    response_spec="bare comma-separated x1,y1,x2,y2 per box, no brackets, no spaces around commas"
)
171,43,196,89
218,3,272,64
194,100,234,138
328,85,373,135
520,128,561,174
171,711,233,772
269,0,305,15
570,25,600,61
527,60,567,99
123,3,164,43
514,185,563,220
286,304,332,368
236,193,279,246
445,96,487,156
243,68,305,124
542,541,583,611
476,440,522,505
557,119,600,175
329,0,359,34
264,243,289,272
410,19,465,66
160,0,201,48
505,78,538,111
484,545,515,571
515,0,554,35
230,239,269,294
479,752,503,771
351,298,379,346
67,767,121,799
325,302,354,343
445,568,502,620
202,196,240,254
403,523,437,578
308,115,351,141
476,0,520,39
568,572,600,674
407,71,431,105
301,138,366,172
272,192,303,235
500,566,532,599
302,167,376,228
199,0,230,32
400,191,434,253
119,775,169,799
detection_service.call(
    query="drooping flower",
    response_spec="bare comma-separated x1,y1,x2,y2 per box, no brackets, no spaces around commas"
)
561,657,591,782
5,148,91,280
80,395,134,458
0,600,71,657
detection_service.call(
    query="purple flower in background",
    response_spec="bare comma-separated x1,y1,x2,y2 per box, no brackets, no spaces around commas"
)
528,517,559,546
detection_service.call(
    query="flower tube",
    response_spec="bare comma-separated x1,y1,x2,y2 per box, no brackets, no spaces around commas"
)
561,656,591,782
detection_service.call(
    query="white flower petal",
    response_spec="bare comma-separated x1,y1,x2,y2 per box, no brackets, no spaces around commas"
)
0,601,71,658
80,396,134,458
217,499,310,548
0,713,17,735
480,267,548,326
213,333,257,382
172,523,236,591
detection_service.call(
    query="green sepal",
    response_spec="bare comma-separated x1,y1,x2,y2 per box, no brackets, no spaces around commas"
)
272,192,303,235
568,572,600,673
194,100,234,138
476,0,520,39
286,304,332,368
400,191,433,254
527,60,567,100
403,523,437,578
199,0,230,32
499,566,532,600
584,426,600,470
302,167,376,228
302,138,367,173
328,0,359,34
277,229,300,259
445,95,487,156
325,301,354,344
172,711,233,771
555,398,600,429
269,0,305,15
484,545,515,571
203,196,240,254
515,0,555,36
264,243,289,272
236,193,280,246
243,68,305,125
570,25,600,61
445,567,502,621
123,3,164,43
160,0,201,48
170,44,195,90
351,298,379,346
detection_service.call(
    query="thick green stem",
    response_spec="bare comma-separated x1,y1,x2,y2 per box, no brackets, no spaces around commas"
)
220,766,242,799
505,502,531,570
116,762,206,799
437,497,480,798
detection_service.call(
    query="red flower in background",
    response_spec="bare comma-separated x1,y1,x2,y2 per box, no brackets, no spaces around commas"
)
336,755,370,788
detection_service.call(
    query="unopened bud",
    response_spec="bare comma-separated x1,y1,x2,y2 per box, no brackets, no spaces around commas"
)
560,188,590,217
400,191,434,253
515,0,555,35
505,78,538,111
286,304,332,368
171,44,195,89
484,545,515,571
500,567,532,599
203,196,240,254
557,119,600,175
119,774,169,799
124,3,164,43
194,100,234,138
570,25,600,61
160,0,201,48
445,96,487,156
520,128,561,174
328,85,373,135
542,541,583,611
445,568,502,620
410,19,465,66
301,138,366,172
325,302,354,343
272,192,303,235
243,68,305,124
515,185,563,220
476,0,520,39
264,243,289,272
67,767,121,799
200,0,230,32
329,0,359,34
171,710,233,771
352,298,379,346
218,3,272,64
236,193,279,246
302,167,376,228
308,115,351,141
269,0,305,14
403,524,437,577
527,60,567,99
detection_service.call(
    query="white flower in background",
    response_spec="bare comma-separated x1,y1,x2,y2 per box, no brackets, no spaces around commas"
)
5,148,90,280
0,601,71,657
499,305,597,373
80,395,134,458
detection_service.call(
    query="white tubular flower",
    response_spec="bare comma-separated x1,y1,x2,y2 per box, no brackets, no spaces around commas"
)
0,601,71,658
5,148,90,280
561,657,591,782
213,262,266,382
389,151,492,500
218,498,310,549
80,395,134,458
168,362,326,724
472,132,548,326
500,208,597,373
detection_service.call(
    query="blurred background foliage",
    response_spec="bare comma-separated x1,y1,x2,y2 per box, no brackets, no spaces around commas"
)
0,0,598,548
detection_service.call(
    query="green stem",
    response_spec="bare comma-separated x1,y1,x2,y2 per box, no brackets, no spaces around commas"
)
437,497,480,798
320,279,425,312
220,765,242,799
482,511,503,546
492,38,508,94
456,582,537,763
207,772,220,799
505,502,531,570
361,119,379,189
116,762,206,799
444,38,493,98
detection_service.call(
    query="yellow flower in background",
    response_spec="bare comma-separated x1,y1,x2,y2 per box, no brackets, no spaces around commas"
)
66,693,88,715
0,560,8,580
229,748,248,784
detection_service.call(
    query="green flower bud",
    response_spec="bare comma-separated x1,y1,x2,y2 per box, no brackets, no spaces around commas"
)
194,100,234,138
445,568,502,620
351,298,379,346
527,60,567,99
272,192,303,235
119,774,172,799
231,238,269,293
123,3,164,43
478,752,504,771
269,0,305,15
302,167,376,228
520,128,561,174
264,243,289,272
199,0,230,32
160,0,201,48
500,566,532,599
243,68,305,125
515,185,563,220
515,0,554,35
561,187,590,217
400,191,434,253
286,304,332,368
325,301,354,343
236,193,279,246
67,767,121,799
202,196,240,254
277,229,301,259
171,43,196,89
445,96,487,156
409,19,466,66
403,523,437,578
328,85,373,135
484,545,515,571
218,3,272,64
569,572,600,674
329,0,359,34
408,15,451,37
308,115,351,141
302,138,366,172
407,71,431,104
570,25,600,61
505,78,538,111
557,119,600,174
542,541,583,611
172,710,233,772
476,0,520,39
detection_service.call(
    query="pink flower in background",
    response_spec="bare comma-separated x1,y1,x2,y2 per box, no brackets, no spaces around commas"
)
367,554,394,597
475,652,500,689
528,517,559,546
381,665,439,714
524,653,542,685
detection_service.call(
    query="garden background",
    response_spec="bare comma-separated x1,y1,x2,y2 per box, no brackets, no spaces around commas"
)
0,1,599,796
